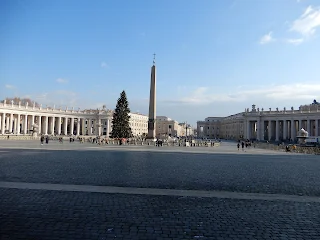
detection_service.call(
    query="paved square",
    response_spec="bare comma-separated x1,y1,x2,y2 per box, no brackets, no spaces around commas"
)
0,140,320,239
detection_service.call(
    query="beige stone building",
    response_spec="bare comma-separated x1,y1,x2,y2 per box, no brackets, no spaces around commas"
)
197,117,223,139
129,112,148,137
155,116,194,138
197,103,320,141
0,101,148,137
156,116,180,137
178,122,194,137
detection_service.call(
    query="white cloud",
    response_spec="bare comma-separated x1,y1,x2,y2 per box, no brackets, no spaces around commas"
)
259,32,275,44
56,78,68,84
167,83,320,105
290,6,320,37
101,62,108,68
33,90,79,107
5,84,15,89
286,38,304,45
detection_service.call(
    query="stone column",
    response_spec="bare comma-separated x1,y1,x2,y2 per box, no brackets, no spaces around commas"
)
268,120,272,141
70,118,74,135
38,116,42,134
20,115,24,133
88,119,92,135
299,119,302,130
246,120,250,140
6,116,9,130
54,117,58,135
307,119,311,135
283,120,287,141
64,117,68,135
275,120,279,141
29,115,33,134
256,119,261,141
13,117,16,134
81,119,85,135
44,116,48,135
290,120,295,140
48,117,51,134
57,117,61,135
98,118,101,136
24,115,28,134
51,117,55,135
1,113,5,134
27,115,31,132
17,114,21,135
9,113,13,133
76,118,80,135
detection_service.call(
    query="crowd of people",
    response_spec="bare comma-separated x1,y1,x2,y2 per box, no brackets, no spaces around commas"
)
40,135,49,145
40,135,116,145
237,139,255,151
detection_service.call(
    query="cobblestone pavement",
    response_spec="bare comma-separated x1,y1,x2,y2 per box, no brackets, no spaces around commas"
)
1,188,320,240
0,144,319,196
0,141,320,239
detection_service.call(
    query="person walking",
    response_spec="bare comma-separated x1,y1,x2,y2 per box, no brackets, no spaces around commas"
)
40,135,44,145
45,136,49,144
237,143,240,151
241,141,245,151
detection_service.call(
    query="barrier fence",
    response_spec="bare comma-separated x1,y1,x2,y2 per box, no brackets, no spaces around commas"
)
2,135,320,154
0,135,221,148
256,142,320,155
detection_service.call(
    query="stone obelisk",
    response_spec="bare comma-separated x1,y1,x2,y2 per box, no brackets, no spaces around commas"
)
147,54,157,140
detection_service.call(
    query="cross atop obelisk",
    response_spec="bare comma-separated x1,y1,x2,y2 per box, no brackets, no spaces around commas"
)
147,54,157,140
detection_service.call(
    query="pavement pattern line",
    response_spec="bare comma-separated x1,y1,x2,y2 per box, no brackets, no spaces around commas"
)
1,181,320,203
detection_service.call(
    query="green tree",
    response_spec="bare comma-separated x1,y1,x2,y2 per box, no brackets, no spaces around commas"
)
110,90,132,138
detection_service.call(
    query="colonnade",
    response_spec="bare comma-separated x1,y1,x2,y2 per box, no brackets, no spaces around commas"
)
247,118,319,141
0,112,111,136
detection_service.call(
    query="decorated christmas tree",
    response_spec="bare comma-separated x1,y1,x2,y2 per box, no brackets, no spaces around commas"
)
110,90,132,138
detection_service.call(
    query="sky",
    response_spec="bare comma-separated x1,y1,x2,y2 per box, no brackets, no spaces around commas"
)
1,0,320,126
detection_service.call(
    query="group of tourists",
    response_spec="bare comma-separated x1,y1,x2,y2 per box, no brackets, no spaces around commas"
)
40,135,49,145
156,139,163,147
237,139,255,151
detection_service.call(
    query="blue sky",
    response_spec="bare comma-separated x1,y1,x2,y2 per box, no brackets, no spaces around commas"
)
1,0,320,126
